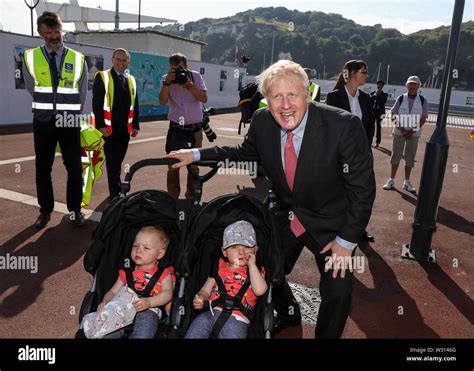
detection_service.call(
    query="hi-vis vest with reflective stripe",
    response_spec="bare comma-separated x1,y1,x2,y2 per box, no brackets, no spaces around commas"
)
90,69,137,135
309,82,320,101
259,82,321,108
23,46,84,114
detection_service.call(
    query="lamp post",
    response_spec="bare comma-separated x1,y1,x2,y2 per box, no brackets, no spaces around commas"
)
138,0,141,30
24,0,39,37
402,0,465,263
270,32,275,65
115,0,120,31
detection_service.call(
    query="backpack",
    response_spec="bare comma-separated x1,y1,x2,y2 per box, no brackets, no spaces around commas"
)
239,82,259,101
239,83,263,123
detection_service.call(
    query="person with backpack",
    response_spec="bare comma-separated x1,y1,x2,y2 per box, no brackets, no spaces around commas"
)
383,76,429,194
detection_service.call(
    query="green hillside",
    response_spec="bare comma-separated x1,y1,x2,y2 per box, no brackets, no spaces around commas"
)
154,7,474,89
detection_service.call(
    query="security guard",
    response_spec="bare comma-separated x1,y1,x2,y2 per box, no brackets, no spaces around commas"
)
22,11,88,229
91,48,139,200
304,67,321,102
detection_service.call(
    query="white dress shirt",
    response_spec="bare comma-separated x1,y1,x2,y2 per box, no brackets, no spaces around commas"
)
344,85,363,119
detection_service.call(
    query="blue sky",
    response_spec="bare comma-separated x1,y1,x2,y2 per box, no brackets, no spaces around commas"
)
0,0,472,35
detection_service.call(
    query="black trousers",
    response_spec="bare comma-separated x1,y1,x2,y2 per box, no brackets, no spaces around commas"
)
273,223,354,338
103,133,130,197
375,115,383,145
33,118,82,213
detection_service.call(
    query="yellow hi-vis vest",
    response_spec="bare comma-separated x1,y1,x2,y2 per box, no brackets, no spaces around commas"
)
309,82,320,101
259,82,321,108
79,121,105,206
55,121,105,206
90,69,137,135
23,46,84,113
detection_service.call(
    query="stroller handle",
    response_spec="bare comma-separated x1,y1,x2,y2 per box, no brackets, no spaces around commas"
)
120,158,220,196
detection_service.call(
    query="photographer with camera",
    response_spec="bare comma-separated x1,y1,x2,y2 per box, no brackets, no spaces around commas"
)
159,53,209,199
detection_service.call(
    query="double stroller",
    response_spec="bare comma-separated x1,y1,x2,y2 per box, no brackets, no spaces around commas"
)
77,158,284,339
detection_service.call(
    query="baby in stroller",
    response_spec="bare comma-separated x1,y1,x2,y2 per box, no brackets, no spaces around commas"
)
97,226,174,339
185,220,267,339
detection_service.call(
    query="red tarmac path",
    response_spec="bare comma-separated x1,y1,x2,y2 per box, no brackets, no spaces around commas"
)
0,112,472,339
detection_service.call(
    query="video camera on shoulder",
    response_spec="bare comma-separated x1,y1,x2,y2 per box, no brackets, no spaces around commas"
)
172,67,191,84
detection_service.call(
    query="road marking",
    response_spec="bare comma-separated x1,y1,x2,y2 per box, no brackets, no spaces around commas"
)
129,135,166,144
288,281,321,326
218,134,244,140
0,134,244,166
0,154,60,166
0,188,102,222
216,127,238,132
0,136,167,166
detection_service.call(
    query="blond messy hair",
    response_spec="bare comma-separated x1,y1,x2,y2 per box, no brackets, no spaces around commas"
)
139,225,170,250
257,60,309,101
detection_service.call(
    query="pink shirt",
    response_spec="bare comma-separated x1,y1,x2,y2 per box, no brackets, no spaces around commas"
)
162,70,207,125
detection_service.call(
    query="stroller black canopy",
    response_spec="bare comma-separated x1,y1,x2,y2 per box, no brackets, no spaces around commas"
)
83,190,184,301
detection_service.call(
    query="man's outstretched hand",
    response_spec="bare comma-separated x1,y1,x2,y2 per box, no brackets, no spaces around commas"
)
164,149,195,169
320,239,354,279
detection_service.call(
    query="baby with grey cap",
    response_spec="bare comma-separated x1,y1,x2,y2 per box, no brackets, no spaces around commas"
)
185,220,268,339
222,220,257,250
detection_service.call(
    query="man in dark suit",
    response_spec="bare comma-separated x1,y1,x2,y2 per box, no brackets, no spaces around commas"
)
370,80,388,147
166,60,376,338
92,48,139,200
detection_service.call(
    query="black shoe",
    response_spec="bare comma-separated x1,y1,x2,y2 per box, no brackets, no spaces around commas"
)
70,211,86,227
363,231,375,242
34,212,51,229
273,314,301,335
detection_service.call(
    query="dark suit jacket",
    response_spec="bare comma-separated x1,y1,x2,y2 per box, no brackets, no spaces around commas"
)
200,102,376,247
370,90,388,117
326,87,375,141
92,68,140,135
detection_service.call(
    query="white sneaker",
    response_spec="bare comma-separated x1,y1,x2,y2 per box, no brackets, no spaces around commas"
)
403,180,416,193
383,178,395,190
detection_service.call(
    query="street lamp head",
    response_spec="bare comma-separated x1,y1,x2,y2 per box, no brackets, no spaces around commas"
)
24,0,39,9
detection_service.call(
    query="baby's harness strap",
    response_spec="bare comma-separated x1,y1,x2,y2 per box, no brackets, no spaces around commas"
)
125,266,165,298
208,273,252,339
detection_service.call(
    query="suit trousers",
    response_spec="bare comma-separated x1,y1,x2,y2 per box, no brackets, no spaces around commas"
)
273,224,354,338
33,118,82,213
375,115,383,145
103,133,130,197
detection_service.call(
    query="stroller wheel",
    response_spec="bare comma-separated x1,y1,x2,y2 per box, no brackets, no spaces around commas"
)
79,291,97,324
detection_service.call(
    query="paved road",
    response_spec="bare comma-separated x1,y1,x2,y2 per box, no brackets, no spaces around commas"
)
0,112,472,339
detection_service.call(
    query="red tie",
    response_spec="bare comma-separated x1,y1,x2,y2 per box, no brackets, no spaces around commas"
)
284,131,306,237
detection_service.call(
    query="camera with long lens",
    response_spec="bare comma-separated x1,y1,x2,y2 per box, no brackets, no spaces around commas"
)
202,107,216,142
171,67,191,84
